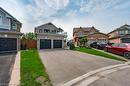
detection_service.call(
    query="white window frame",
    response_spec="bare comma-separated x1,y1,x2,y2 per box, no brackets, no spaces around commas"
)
78,31,83,36
12,22,17,30
118,30,125,35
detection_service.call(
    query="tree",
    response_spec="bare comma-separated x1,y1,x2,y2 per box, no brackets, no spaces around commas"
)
22,32,36,40
79,37,88,47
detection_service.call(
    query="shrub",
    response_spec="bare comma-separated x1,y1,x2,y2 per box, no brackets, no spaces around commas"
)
69,42,75,50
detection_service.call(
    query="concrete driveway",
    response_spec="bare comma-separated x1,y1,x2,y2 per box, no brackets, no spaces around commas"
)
39,49,123,86
0,53,16,86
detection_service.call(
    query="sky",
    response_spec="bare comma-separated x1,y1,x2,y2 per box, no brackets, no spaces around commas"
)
0,0,130,39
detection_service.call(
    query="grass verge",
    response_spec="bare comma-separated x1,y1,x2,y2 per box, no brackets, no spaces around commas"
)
75,47,126,61
21,50,51,86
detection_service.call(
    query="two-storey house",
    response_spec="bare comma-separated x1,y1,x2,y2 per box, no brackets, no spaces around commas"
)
73,26,108,46
35,22,67,49
108,24,130,43
0,7,22,52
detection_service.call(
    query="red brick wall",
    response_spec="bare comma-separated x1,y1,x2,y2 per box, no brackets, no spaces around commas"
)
109,38,121,43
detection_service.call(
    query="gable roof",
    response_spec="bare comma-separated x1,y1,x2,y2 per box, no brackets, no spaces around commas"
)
0,7,22,24
108,24,130,34
73,26,99,33
35,22,63,31
117,24,130,30
88,32,108,37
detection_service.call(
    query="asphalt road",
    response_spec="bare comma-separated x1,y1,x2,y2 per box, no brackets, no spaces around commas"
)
0,53,16,86
89,67,130,86
39,49,123,86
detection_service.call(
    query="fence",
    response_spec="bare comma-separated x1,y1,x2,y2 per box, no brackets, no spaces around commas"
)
21,39,37,50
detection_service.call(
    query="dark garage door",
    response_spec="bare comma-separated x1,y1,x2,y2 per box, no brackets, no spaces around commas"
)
122,38,130,43
0,38,17,52
40,39,51,49
53,40,62,48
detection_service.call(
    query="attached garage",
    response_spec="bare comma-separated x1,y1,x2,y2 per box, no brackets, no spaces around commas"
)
40,39,51,49
53,40,62,48
122,38,130,43
121,34,130,43
0,38,17,52
37,33,65,49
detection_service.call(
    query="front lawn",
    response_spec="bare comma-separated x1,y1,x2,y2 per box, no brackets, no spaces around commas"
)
21,50,51,86
75,47,126,61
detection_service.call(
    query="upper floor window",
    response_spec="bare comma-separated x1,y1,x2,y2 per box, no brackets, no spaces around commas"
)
118,30,125,35
39,29,42,33
44,29,50,33
12,23,17,30
78,32,83,36
52,30,56,33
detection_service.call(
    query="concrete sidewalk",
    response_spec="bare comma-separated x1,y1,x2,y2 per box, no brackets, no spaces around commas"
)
9,52,20,86
39,49,124,86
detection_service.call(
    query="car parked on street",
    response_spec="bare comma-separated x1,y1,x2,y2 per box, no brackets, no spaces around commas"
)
90,42,107,50
104,43,130,58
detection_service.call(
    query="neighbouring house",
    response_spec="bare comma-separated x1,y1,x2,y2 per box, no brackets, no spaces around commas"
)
35,22,67,49
87,32,108,44
73,26,108,46
0,7,22,52
108,24,130,43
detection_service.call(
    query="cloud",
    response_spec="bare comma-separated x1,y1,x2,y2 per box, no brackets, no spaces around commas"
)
79,0,127,13
45,0,69,10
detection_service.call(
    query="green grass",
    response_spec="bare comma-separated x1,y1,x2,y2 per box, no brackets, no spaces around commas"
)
21,50,51,86
75,47,126,61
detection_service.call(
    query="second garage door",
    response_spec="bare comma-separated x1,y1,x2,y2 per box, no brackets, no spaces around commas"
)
0,38,17,52
40,39,51,49
122,38,130,43
53,40,62,48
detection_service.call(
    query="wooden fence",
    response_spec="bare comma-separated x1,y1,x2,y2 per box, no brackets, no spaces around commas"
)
21,39,37,50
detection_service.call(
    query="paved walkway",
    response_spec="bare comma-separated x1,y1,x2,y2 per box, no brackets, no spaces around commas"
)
0,53,16,86
39,49,123,86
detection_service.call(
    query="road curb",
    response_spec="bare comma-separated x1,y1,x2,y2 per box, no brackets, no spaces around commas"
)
9,52,20,86
62,62,130,86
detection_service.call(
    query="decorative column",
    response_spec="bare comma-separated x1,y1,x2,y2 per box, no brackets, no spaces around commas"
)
62,39,64,48
17,38,20,51
37,39,40,50
51,39,53,49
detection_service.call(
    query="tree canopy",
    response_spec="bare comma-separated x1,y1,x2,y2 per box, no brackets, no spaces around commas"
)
79,37,88,47
22,32,36,40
